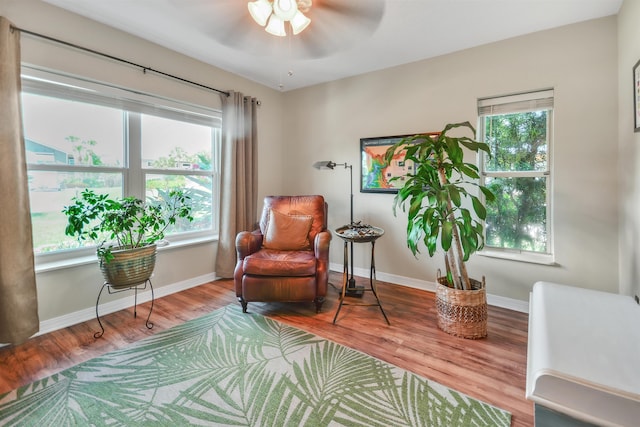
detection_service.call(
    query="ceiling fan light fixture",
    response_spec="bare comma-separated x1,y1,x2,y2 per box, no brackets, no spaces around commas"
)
272,0,298,21
248,0,312,36
290,10,310,35
265,14,286,37
248,0,272,27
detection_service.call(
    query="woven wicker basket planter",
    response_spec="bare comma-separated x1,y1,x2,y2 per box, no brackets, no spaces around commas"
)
435,275,487,339
99,244,157,289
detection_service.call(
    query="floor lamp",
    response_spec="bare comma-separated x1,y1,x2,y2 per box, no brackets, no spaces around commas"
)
313,160,363,296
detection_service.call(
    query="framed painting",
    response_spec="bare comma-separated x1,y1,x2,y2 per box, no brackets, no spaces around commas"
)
634,59,640,132
360,132,441,193
359,134,417,193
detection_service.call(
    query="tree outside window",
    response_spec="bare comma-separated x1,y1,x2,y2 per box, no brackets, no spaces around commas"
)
478,90,553,256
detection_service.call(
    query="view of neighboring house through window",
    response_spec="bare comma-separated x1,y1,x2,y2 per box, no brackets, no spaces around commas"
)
141,114,216,236
21,69,221,259
478,89,553,260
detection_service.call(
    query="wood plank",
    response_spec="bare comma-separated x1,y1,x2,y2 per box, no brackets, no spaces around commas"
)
0,272,532,426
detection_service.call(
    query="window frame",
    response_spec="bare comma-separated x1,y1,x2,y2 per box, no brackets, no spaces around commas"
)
22,67,221,268
477,89,555,265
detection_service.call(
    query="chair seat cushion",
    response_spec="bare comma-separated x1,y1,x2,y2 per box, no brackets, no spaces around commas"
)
242,248,316,277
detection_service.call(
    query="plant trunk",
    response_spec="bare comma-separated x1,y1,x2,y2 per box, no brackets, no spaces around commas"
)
450,222,471,290
445,249,461,289
438,168,471,290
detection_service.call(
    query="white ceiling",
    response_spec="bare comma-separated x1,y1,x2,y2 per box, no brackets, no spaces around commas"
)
42,0,622,92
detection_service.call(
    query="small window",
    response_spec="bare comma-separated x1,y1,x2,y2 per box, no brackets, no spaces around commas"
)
478,90,553,261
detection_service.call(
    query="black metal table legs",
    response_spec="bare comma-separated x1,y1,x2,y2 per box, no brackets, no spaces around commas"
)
94,279,155,339
333,240,390,325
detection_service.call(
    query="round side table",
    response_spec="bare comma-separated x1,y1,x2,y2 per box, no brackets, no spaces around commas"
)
333,224,390,325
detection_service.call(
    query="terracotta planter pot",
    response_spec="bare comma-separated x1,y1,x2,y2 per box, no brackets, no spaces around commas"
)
99,244,157,289
435,276,487,339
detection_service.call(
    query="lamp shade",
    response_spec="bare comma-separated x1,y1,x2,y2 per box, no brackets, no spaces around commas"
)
313,160,337,170
248,0,272,27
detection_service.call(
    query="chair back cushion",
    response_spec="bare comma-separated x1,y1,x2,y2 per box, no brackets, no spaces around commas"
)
260,195,326,250
263,208,312,250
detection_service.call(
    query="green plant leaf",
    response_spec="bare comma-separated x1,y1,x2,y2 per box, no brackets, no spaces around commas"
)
460,165,480,179
471,196,487,220
480,185,496,202
407,224,422,256
426,233,438,257
459,138,491,155
448,186,461,207
441,222,453,251
445,138,463,164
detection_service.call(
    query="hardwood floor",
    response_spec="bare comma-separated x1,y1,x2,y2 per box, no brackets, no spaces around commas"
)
0,272,532,426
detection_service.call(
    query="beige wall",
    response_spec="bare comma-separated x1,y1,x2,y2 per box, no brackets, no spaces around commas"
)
284,17,620,302
618,0,640,298
0,0,285,322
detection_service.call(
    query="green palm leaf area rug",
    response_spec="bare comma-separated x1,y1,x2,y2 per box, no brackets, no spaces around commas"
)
0,304,510,427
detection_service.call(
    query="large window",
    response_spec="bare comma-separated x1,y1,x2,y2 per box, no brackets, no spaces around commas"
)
478,90,553,261
22,69,221,261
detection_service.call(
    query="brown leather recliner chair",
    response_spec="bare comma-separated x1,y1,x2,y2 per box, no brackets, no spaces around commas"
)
234,195,331,313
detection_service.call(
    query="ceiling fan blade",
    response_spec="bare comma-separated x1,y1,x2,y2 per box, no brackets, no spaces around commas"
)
170,0,282,54
313,0,386,24
293,0,386,58
172,0,386,60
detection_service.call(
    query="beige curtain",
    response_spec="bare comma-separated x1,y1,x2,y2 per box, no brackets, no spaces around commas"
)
0,18,39,344
215,91,258,278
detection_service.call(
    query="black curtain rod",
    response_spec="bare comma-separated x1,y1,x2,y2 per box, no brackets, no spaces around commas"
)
11,25,230,97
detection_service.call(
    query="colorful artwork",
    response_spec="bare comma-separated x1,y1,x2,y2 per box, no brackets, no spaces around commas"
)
360,135,414,193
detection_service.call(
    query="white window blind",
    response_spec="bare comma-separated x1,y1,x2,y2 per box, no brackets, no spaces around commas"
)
478,89,554,115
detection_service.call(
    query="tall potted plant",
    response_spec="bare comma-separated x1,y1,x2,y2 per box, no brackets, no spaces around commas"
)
384,121,495,338
62,189,193,288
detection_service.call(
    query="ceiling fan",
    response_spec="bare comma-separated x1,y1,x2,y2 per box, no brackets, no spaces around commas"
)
180,0,386,59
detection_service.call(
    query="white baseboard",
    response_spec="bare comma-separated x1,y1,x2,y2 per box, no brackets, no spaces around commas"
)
330,263,529,313
37,273,218,336
35,263,528,338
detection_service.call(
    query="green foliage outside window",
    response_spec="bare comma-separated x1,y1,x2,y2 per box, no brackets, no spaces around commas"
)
150,147,212,171
483,111,549,253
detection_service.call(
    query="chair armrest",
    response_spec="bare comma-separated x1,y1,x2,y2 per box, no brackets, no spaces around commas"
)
314,230,332,259
236,230,263,259
314,230,332,298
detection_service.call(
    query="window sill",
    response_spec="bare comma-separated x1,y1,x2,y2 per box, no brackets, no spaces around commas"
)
478,249,556,266
35,235,218,274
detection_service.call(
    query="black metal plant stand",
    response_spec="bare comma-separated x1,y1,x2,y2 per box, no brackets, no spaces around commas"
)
94,279,154,338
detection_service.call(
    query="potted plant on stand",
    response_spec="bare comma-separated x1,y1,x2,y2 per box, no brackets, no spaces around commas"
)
62,189,194,289
384,121,495,339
